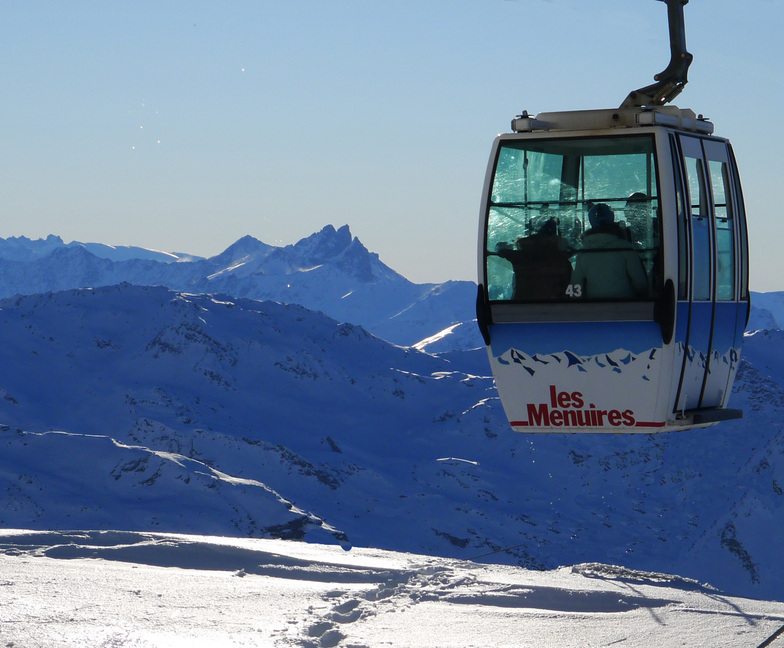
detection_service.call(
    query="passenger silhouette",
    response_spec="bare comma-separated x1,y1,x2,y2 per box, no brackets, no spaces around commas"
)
495,217,572,300
571,204,647,299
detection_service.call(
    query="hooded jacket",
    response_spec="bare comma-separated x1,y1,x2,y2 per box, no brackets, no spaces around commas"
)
571,224,648,299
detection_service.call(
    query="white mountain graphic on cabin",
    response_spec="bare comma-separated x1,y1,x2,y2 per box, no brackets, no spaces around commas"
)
497,342,737,384
496,346,661,383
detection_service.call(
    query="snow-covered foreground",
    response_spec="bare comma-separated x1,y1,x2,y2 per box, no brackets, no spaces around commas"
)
2,530,784,648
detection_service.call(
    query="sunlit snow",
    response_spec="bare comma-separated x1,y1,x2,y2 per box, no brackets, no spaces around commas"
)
3,530,784,648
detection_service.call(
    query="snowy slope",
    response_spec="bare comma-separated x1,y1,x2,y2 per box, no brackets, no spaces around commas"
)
2,530,784,648
1,284,784,602
0,227,480,349
3,430,348,546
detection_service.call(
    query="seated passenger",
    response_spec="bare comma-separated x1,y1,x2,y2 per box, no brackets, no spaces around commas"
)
571,204,648,299
495,218,572,300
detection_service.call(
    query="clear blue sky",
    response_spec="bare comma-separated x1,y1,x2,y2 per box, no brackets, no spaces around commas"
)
2,1,781,290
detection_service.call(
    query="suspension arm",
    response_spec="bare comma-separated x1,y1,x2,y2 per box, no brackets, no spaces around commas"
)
620,0,693,109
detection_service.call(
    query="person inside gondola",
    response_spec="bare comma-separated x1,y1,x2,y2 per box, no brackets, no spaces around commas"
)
570,203,648,299
494,217,573,300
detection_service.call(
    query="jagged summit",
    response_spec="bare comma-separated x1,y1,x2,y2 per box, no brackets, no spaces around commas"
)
290,224,354,265
260,224,396,284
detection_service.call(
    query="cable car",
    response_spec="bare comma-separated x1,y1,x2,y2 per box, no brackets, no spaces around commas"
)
476,0,749,433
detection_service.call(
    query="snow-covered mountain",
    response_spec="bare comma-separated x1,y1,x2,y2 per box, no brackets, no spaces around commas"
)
1,283,784,602
0,227,480,349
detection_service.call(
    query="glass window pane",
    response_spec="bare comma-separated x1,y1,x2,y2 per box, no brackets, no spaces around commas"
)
684,155,711,301
671,136,689,300
485,136,660,302
732,158,749,300
708,159,735,301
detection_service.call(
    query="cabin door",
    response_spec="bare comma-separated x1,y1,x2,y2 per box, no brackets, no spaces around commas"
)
674,135,741,412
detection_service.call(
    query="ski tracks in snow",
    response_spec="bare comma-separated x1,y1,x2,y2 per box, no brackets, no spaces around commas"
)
280,562,471,648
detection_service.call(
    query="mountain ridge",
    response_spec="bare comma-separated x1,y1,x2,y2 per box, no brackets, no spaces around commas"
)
0,226,479,349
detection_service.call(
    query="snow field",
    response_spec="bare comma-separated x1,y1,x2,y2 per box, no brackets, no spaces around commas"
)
2,531,784,648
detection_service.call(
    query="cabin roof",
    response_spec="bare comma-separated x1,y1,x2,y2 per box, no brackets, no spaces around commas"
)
511,106,714,135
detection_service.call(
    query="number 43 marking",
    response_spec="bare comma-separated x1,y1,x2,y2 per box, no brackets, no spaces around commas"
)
565,284,583,298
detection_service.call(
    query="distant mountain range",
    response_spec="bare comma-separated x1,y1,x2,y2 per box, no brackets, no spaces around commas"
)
3,228,776,351
1,274,784,601
0,227,480,350
0,234,203,264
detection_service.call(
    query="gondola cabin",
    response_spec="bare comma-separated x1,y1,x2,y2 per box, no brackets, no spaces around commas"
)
476,106,749,433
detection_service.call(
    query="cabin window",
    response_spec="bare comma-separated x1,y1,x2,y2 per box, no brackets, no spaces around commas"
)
485,136,661,302
730,149,749,300
671,135,690,301
708,159,735,300
683,154,711,301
